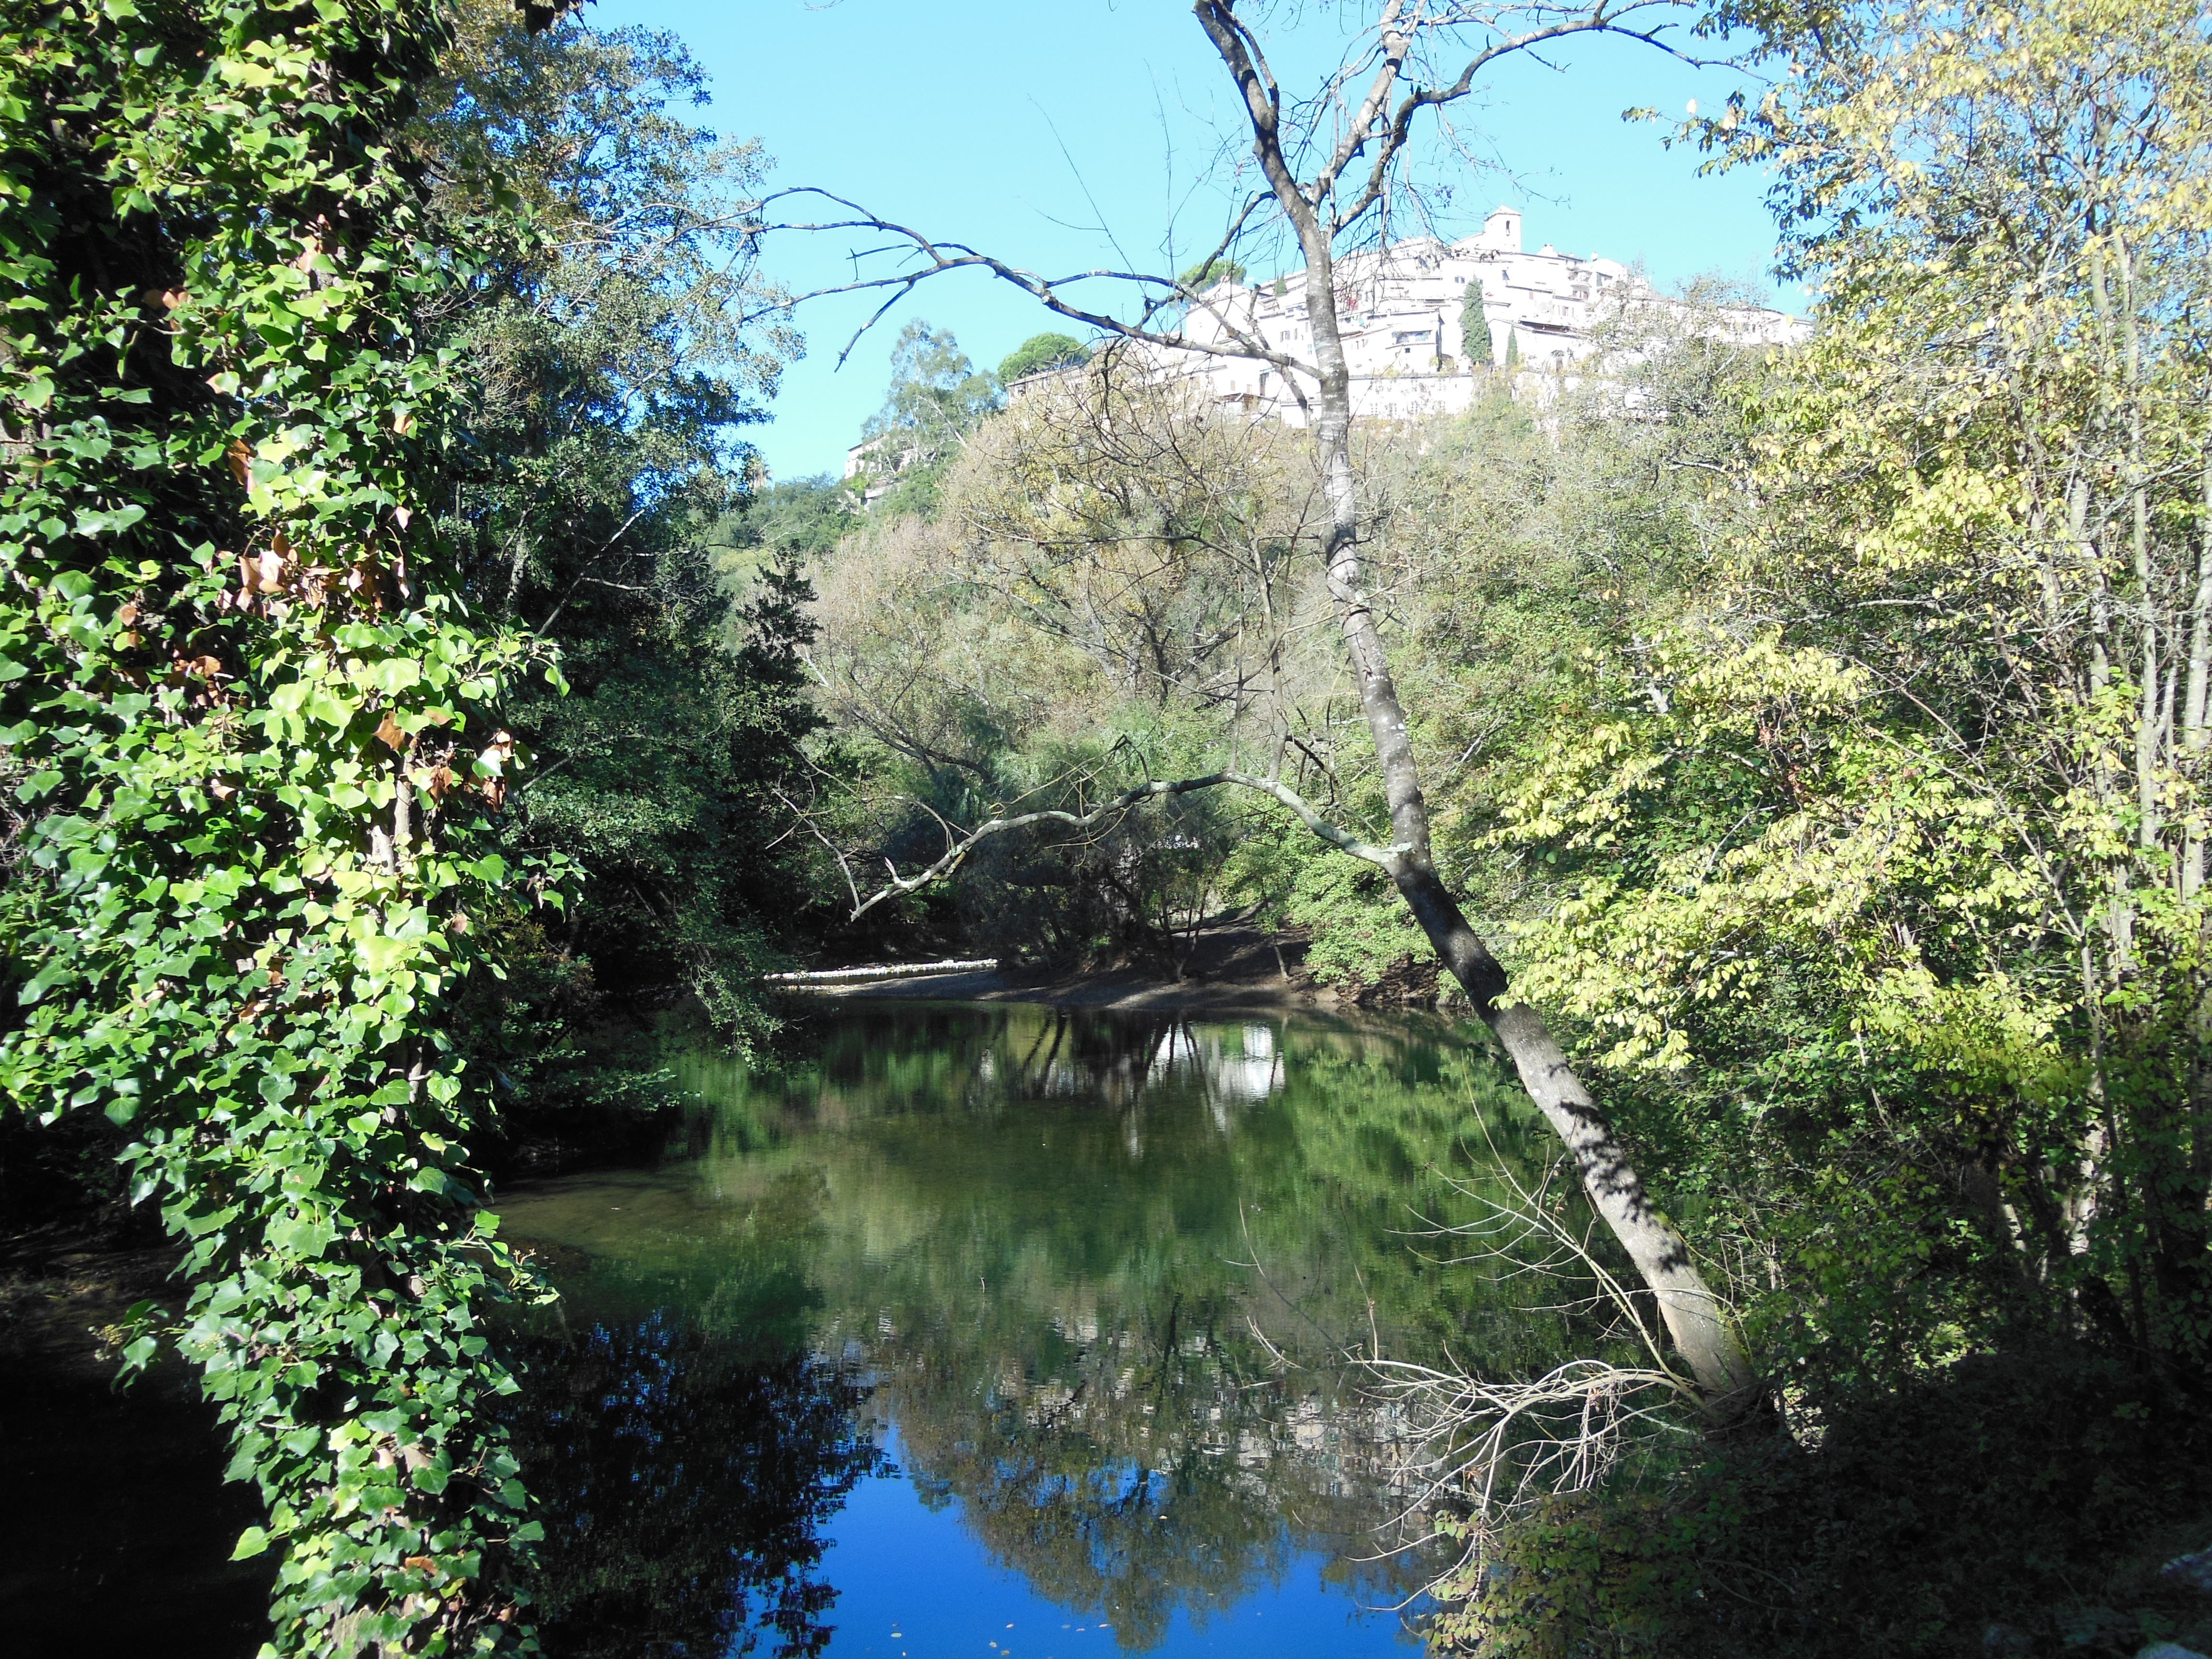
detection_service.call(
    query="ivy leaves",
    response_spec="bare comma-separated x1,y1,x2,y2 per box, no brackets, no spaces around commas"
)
2,2,565,1652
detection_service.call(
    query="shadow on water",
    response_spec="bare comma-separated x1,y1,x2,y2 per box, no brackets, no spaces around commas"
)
509,1311,884,1659
500,1001,1592,1658
0,1360,273,1658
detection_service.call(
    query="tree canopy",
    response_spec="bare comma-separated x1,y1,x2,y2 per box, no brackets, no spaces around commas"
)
997,331,1093,384
1,0,821,1647
1176,256,1249,290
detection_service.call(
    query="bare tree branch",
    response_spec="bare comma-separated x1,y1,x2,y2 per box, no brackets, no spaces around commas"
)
1362,1158,1703,1577
1329,2,1716,234
755,187,1296,374
841,768,1406,924
753,2,1712,417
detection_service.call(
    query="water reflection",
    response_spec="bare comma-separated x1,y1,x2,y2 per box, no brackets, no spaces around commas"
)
501,1004,1580,1657
512,1314,882,1659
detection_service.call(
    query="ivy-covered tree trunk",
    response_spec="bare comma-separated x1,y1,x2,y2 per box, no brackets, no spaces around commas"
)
0,1,562,1649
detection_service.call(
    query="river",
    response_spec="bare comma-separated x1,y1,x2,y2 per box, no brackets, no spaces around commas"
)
496,1000,1585,1659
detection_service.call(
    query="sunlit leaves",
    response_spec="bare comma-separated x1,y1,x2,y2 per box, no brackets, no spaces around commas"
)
1511,0,2212,1378
0,0,564,1652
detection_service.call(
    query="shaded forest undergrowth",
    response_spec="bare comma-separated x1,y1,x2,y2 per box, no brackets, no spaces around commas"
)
1460,1350,2212,1658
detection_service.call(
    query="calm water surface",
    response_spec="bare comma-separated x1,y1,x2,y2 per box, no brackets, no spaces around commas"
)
499,1002,1575,1659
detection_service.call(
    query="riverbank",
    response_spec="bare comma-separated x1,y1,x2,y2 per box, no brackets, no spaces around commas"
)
790,921,1451,1014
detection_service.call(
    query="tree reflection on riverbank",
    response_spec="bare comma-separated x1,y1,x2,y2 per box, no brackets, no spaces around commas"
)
502,1004,1593,1653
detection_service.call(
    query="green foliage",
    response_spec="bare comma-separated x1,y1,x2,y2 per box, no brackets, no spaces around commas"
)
1487,0,2212,1396
1446,1351,2212,1658
1457,278,1492,363
854,319,1001,516
1413,3,2212,1642
807,365,1337,969
711,474,859,594
1226,811,1431,989
415,6,818,1062
997,331,1092,384
1176,256,1248,290
0,0,564,1649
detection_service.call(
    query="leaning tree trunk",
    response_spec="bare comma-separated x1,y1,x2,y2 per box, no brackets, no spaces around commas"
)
1293,235,1760,1415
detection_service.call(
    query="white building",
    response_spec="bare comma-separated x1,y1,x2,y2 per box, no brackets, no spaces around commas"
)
1086,206,1805,425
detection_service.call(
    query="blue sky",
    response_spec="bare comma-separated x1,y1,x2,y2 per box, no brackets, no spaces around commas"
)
587,0,1793,482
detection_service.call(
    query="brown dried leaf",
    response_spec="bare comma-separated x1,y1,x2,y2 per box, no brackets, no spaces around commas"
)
374,713,408,753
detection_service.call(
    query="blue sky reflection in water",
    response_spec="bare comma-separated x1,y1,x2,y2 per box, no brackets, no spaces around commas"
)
495,1004,1588,1657
820,1427,1402,1658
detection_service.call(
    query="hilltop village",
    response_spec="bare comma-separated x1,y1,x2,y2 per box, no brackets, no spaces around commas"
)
847,207,1806,490
1059,206,1803,422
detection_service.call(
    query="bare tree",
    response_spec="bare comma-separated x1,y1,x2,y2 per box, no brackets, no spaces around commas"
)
770,0,1759,1415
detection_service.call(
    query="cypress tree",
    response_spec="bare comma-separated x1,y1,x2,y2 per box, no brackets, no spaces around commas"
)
1459,279,1493,364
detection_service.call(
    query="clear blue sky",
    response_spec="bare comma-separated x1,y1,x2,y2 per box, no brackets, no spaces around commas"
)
586,0,1792,483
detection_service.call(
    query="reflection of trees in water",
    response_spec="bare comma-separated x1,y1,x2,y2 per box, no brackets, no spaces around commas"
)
743,1005,1592,1378
511,1313,883,1659
841,1282,1433,1652
648,1005,1616,1645
989,1011,1283,1114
